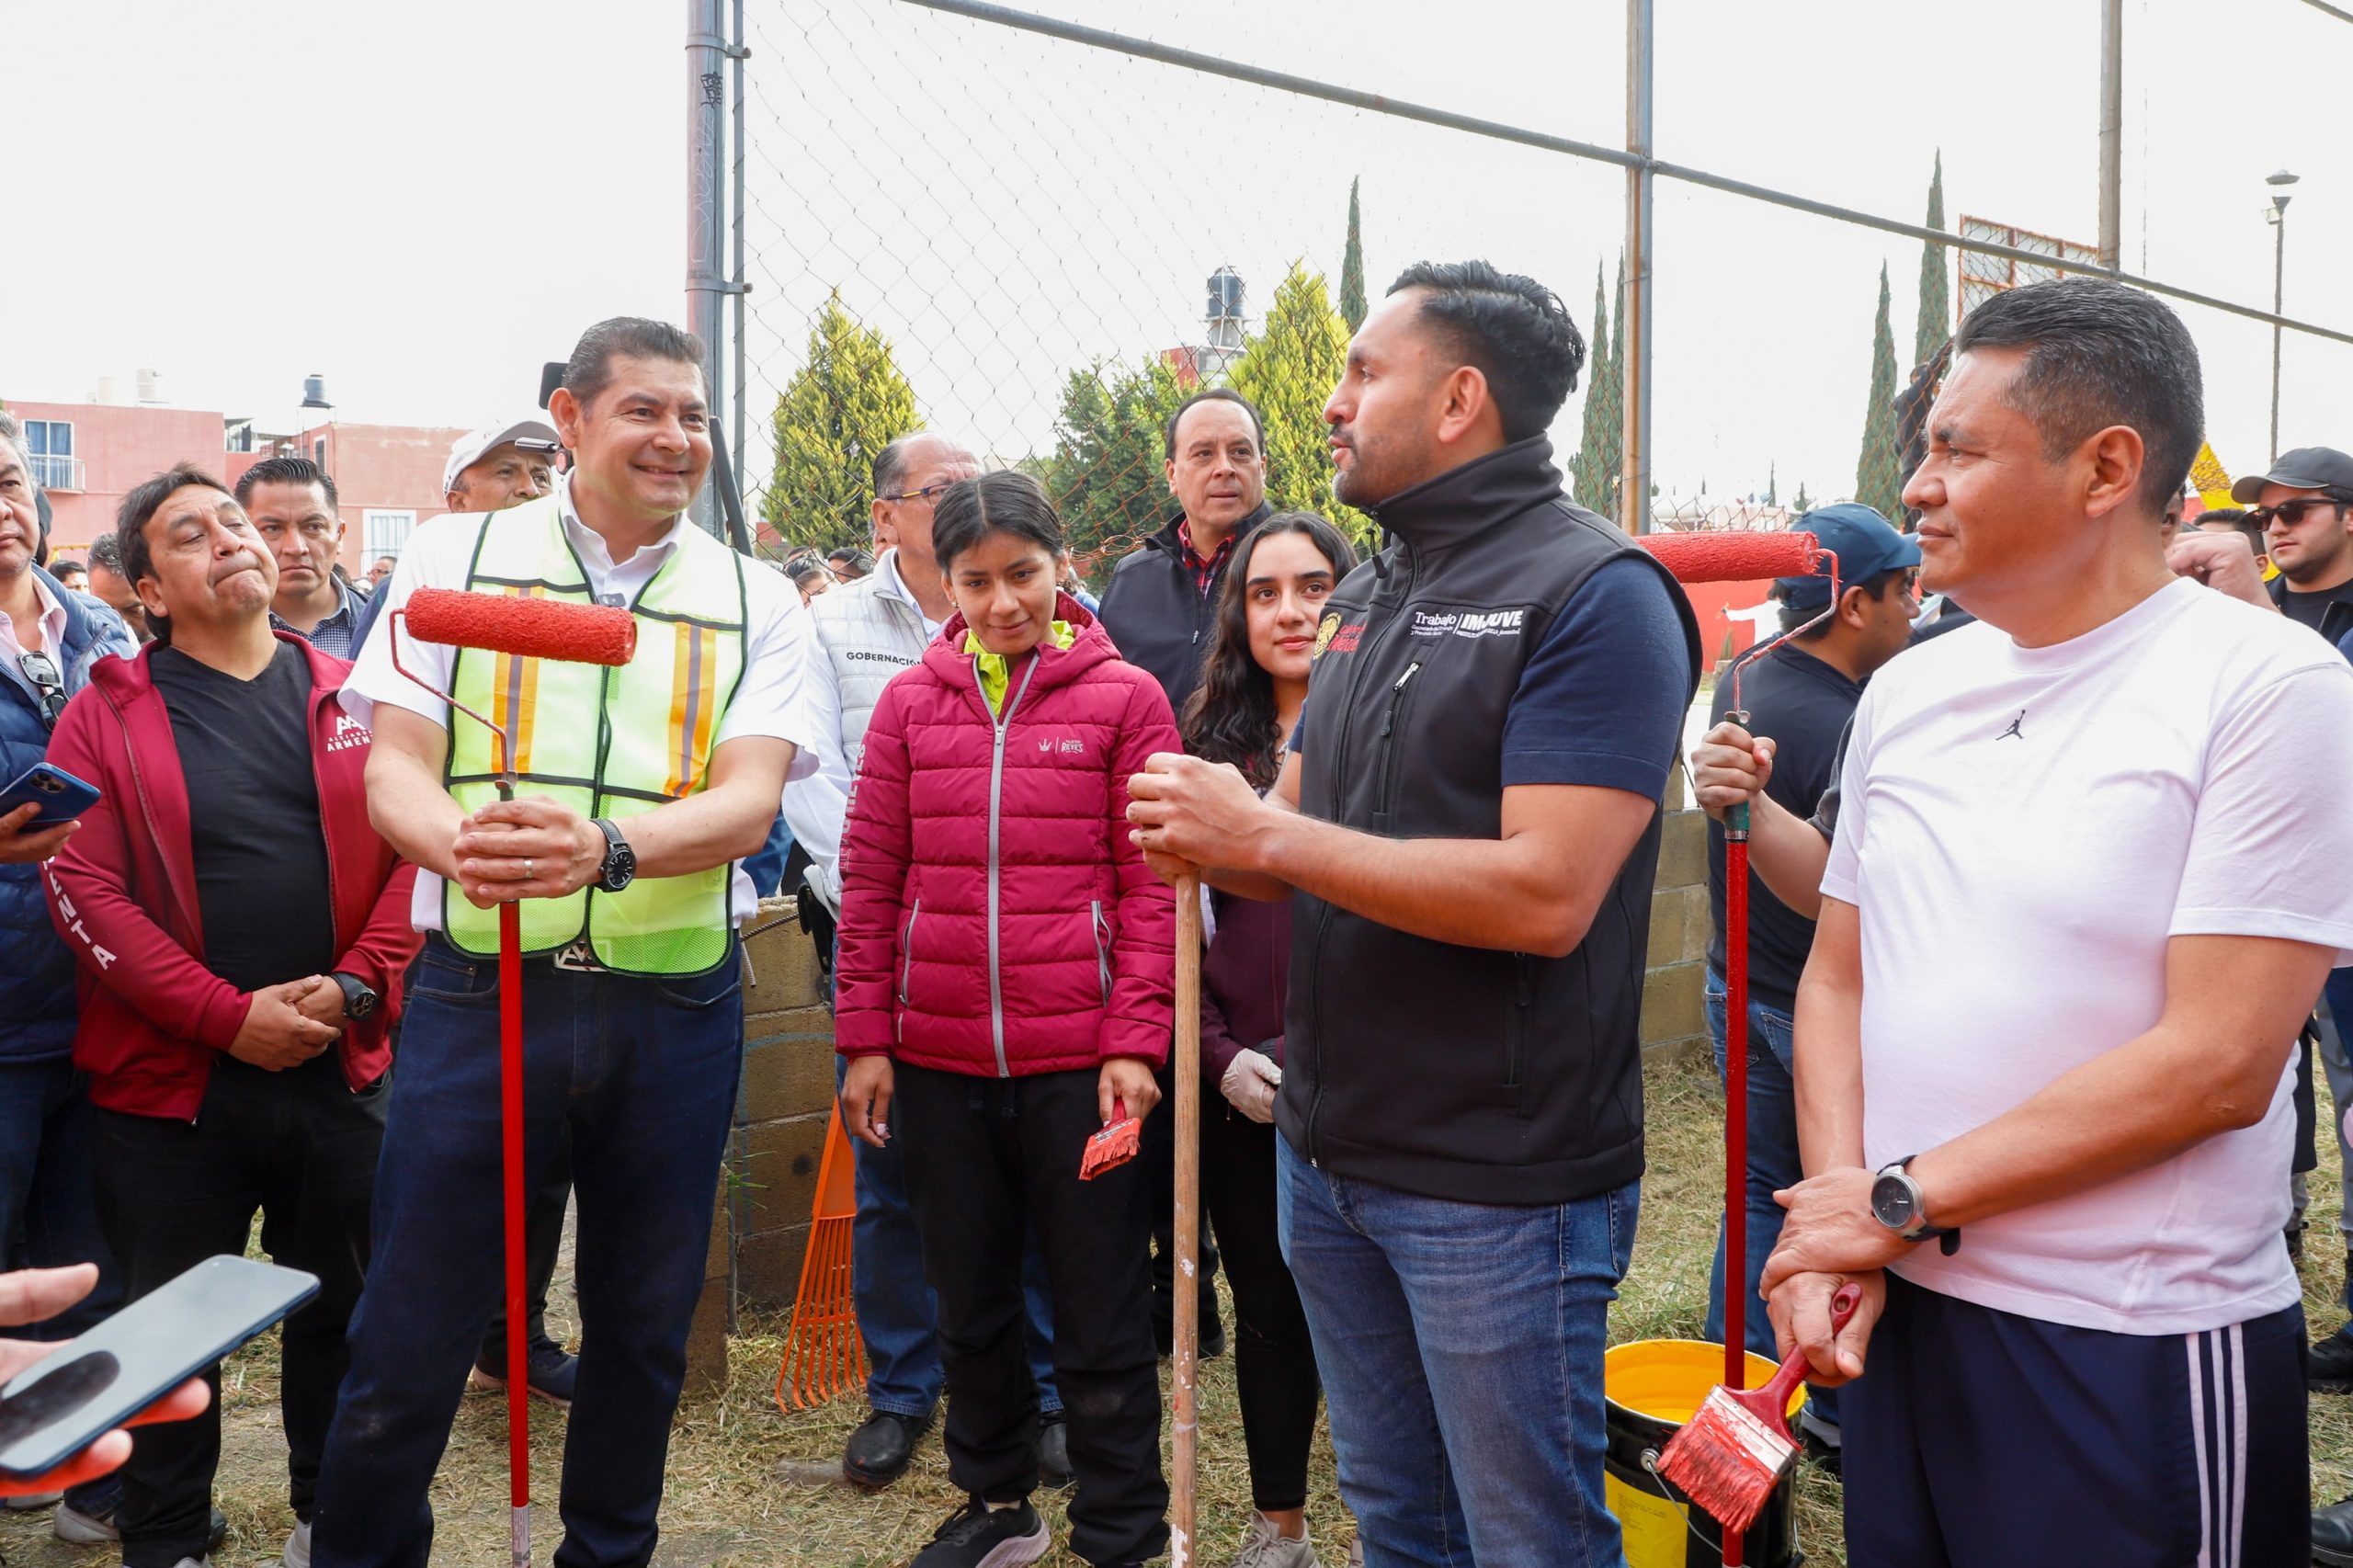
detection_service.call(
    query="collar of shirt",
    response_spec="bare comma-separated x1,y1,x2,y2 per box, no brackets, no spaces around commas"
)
271,577,359,636
875,548,945,640
1176,517,1236,597
0,571,67,663
555,470,693,602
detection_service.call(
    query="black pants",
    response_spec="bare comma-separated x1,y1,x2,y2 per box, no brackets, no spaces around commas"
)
1199,1104,1321,1512
1146,1062,1221,1348
893,1062,1168,1567
480,1134,571,1363
94,1054,385,1568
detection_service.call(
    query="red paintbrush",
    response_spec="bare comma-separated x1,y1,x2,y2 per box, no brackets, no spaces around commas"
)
1078,1096,1141,1180
1654,1282,1859,1536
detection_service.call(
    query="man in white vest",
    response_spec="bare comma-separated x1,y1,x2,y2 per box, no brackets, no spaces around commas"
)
783,431,1068,1491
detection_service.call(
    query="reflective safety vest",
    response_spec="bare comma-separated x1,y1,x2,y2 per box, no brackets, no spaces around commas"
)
442,495,749,974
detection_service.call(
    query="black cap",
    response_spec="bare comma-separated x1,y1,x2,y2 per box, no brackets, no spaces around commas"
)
2232,447,2353,505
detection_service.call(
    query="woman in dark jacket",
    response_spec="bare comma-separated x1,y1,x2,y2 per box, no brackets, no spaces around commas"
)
1179,512,1357,1568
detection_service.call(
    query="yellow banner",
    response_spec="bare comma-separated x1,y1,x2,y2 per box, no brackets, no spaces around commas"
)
2190,442,2235,511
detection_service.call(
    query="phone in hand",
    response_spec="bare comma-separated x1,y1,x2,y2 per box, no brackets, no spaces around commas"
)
0,1256,318,1480
0,763,101,829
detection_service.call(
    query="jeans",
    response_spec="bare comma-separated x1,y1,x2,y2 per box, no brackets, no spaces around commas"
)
1277,1135,1636,1568
311,939,744,1568
0,1055,122,1518
835,1056,1063,1418
1703,969,1836,1429
2321,968,2353,1252
94,1052,384,1566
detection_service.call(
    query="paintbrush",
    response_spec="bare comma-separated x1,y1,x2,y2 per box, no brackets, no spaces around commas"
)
1078,1096,1141,1180
1654,1281,1859,1534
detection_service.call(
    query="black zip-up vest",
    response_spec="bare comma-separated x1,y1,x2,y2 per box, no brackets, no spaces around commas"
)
1097,502,1270,713
1278,437,1701,1206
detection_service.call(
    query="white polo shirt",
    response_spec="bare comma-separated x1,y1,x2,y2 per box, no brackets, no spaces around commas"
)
342,472,819,931
1823,577,2353,1335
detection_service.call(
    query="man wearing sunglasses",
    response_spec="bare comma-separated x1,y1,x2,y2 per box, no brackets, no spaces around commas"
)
0,415,140,1544
2234,448,2353,642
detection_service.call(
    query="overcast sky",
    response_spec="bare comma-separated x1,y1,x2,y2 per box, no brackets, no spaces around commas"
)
10,0,2347,507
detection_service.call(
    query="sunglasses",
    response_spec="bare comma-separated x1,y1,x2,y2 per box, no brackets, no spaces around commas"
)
2247,497,2353,530
17,650,65,732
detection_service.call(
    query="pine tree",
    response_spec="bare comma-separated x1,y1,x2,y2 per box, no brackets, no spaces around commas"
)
1339,177,1369,334
1856,264,1904,520
1914,152,1950,369
1571,263,1615,514
1231,261,1370,544
1040,356,1192,567
1792,480,1813,516
1766,462,1778,506
761,291,922,551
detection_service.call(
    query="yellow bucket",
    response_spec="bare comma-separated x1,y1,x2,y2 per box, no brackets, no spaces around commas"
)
1604,1339,1805,1568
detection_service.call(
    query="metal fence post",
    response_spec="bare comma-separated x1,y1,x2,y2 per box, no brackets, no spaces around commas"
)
1621,0,1654,534
688,0,729,539
2097,0,2121,271
732,0,749,531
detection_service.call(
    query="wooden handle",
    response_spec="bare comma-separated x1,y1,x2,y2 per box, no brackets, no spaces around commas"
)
1171,873,1202,1567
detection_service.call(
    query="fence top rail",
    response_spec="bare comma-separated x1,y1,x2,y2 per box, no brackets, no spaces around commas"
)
900,0,2353,350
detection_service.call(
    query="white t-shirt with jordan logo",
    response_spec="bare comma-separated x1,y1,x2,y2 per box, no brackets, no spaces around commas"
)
1821,575,2353,1335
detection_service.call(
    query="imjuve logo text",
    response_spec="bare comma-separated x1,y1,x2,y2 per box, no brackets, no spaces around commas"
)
1412,608,1527,639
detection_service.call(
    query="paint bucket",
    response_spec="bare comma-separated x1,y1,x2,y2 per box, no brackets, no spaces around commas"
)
1605,1338,1805,1568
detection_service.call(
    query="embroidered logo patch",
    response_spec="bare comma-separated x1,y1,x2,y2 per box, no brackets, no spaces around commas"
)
1313,613,1341,660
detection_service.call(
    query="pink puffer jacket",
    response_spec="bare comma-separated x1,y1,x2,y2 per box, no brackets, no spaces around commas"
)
835,597,1179,1076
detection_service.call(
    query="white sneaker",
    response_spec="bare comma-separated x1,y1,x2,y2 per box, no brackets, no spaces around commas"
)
167,1559,212,1568
52,1500,119,1543
1227,1514,1317,1568
4,1490,64,1510
283,1518,313,1568
1347,1539,1365,1568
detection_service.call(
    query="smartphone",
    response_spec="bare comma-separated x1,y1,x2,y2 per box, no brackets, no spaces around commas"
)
0,762,101,829
0,1256,318,1479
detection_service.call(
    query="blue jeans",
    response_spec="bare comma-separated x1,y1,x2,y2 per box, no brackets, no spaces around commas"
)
1703,970,1837,1429
311,941,745,1568
835,1057,1063,1419
1276,1135,1636,1568
0,1056,121,1517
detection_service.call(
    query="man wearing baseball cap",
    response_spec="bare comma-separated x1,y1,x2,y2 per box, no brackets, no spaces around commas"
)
347,419,561,656
2235,446,2353,643
1693,502,1917,1464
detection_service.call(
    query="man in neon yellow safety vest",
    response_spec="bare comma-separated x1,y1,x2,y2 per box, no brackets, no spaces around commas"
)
313,317,820,1567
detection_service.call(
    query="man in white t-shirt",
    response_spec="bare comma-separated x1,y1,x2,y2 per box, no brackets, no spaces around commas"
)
1759,278,2353,1567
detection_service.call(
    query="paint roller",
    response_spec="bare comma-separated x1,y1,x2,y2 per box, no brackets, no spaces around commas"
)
390,587,635,1568
1638,529,1839,1568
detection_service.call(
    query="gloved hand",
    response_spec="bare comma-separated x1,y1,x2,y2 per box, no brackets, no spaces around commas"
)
1220,1047,1282,1124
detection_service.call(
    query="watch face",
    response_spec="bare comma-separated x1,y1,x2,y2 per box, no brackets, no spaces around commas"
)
349,991,378,1019
1870,1172,1915,1230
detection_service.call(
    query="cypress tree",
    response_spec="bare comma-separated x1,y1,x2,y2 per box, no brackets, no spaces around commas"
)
1339,178,1369,334
762,290,922,551
1572,263,1614,513
1914,151,1950,368
1856,264,1904,520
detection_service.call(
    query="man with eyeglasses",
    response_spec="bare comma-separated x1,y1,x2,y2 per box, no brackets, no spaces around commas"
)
0,416,139,1544
2235,448,2353,645
779,431,1072,1492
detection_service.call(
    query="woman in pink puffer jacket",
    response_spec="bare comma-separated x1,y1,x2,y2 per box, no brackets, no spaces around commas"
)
835,471,1178,1568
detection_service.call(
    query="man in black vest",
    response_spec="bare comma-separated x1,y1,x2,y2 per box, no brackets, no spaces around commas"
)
1129,261,1699,1568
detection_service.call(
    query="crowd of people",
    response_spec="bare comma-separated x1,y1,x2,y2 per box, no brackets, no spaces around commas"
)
4,262,2353,1568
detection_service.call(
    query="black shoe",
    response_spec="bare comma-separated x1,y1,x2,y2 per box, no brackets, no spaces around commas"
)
2316,1494,2353,1566
912,1494,1050,1568
2288,1221,2307,1260
1036,1415,1074,1490
1199,1312,1228,1361
843,1408,932,1490
471,1335,578,1409
2313,1326,2353,1393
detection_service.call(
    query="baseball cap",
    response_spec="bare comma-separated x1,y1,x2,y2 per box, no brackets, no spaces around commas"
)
2230,447,2353,506
1774,503,1921,609
443,418,562,493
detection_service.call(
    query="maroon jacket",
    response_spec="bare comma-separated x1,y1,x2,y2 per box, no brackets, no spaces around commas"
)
43,634,420,1120
1200,889,1291,1083
835,598,1178,1075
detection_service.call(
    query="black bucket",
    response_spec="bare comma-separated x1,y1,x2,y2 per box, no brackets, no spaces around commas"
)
1603,1338,1803,1568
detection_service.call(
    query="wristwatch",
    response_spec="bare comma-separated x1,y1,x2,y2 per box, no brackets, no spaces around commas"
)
1870,1155,1961,1255
592,818,637,893
330,971,380,1022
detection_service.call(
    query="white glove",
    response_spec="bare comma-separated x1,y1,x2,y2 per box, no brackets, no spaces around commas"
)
1220,1047,1282,1124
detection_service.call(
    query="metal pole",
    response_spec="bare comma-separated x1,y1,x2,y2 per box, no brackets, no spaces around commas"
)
732,0,749,540
1621,0,1654,536
688,0,728,538
2271,212,2288,460
893,0,2353,349
2097,0,2122,270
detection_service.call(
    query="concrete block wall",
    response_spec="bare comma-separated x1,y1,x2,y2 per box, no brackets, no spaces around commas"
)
1641,765,1713,1062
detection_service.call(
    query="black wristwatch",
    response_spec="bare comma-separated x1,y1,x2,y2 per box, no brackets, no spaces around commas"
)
592,817,637,893
330,971,380,1022
1870,1155,1961,1256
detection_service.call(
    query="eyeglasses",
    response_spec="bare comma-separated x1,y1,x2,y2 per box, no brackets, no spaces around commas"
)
879,483,957,506
17,651,65,733
2247,497,2353,530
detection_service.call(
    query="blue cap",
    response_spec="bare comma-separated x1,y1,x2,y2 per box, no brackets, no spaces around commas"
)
1774,503,1920,609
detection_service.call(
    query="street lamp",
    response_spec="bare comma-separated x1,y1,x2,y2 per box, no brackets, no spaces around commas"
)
2267,168,2300,460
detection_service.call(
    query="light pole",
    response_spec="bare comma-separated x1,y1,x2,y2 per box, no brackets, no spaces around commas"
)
2268,168,2300,460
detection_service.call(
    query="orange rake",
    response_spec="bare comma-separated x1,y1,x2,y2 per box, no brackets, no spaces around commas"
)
774,1102,867,1411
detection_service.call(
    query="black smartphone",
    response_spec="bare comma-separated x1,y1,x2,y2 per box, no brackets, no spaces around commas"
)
0,1256,318,1480
0,762,101,828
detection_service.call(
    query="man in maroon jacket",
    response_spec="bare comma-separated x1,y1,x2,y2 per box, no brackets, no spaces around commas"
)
43,462,419,1568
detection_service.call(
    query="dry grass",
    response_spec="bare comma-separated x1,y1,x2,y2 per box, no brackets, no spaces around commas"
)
7,1050,2346,1566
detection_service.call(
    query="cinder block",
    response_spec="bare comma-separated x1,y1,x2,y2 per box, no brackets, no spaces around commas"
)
1683,883,1716,965
738,1006,839,1128
706,1171,733,1281
1645,889,1684,968
736,1111,830,1235
737,1221,814,1308
682,1273,732,1397
1641,960,1705,1047
1662,760,1687,814
1654,810,1708,892
742,897,826,1014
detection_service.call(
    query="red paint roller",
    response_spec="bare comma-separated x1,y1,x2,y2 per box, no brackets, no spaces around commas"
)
389,588,634,1568
1639,529,1838,1568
